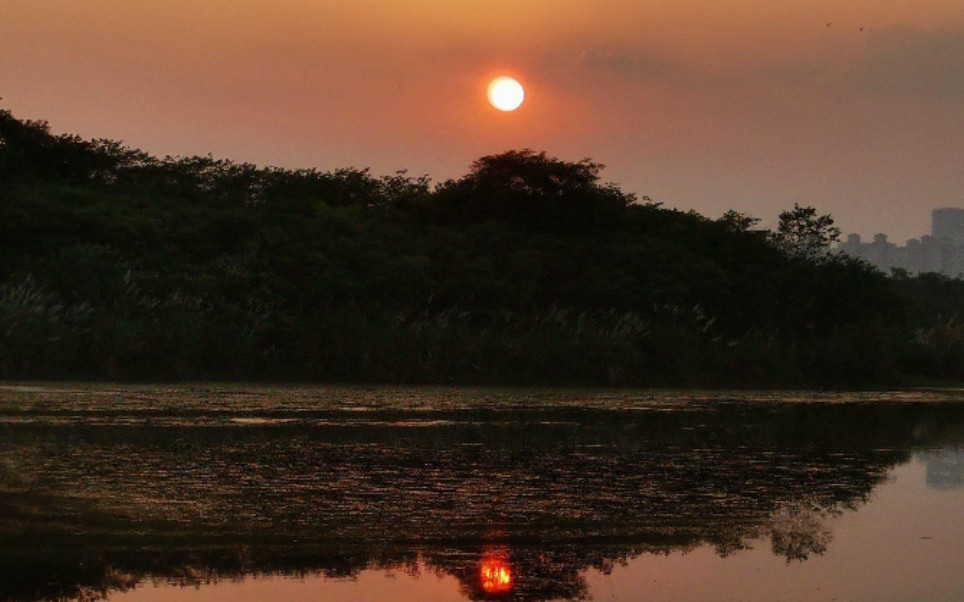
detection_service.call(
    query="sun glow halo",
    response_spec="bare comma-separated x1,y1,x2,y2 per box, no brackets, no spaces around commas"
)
487,77,525,112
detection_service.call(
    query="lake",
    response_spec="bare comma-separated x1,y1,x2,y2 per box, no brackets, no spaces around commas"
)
2,385,963,601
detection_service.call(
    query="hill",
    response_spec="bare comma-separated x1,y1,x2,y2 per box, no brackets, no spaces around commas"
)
1,109,961,386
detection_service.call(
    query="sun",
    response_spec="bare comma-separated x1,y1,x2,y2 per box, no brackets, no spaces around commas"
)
487,76,525,112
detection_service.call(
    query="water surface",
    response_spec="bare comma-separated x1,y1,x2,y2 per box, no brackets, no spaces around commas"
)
2,385,962,601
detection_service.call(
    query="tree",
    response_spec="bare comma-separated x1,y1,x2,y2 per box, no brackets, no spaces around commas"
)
719,209,760,233
773,204,841,262
433,149,634,231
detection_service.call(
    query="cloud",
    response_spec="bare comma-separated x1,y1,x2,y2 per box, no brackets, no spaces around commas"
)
577,47,828,90
855,27,964,102
751,61,829,84
579,48,674,79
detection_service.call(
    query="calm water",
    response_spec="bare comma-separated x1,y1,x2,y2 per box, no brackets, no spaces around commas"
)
1,385,963,601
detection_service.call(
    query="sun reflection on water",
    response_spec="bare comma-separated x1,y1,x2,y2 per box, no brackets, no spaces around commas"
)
479,557,512,595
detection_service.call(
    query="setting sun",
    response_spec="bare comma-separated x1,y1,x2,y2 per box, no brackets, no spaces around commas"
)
487,76,525,112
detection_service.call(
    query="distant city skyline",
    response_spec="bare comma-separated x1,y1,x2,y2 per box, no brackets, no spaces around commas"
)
840,207,964,277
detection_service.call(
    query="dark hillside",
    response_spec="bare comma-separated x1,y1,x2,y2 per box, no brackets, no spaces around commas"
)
0,109,959,385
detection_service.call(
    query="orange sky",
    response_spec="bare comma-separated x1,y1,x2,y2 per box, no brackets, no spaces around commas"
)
2,1,963,239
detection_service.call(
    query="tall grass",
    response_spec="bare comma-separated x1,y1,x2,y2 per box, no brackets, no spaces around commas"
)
906,318,964,381
0,272,959,387
0,276,89,376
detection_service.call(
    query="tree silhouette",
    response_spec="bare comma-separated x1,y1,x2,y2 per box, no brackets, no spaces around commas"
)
434,149,634,231
773,203,841,261
1,106,960,385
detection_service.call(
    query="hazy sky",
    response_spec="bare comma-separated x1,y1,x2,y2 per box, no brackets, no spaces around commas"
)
2,1,963,240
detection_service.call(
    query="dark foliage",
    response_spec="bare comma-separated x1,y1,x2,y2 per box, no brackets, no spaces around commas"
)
0,108,959,385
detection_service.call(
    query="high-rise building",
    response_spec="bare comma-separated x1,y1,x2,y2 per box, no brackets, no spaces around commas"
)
839,207,964,278
932,208,964,244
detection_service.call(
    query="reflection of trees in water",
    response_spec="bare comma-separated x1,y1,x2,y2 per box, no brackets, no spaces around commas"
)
768,502,833,561
2,402,964,601
1,543,657,602
0,546,419,602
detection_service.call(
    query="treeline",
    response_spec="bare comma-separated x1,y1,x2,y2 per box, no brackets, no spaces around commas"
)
1,108,962,386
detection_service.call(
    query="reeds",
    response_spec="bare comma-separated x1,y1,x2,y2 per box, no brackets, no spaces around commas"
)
6,279,947,387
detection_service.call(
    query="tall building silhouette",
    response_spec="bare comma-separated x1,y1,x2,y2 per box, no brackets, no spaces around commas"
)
933,208,964,245
840,208,964,277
